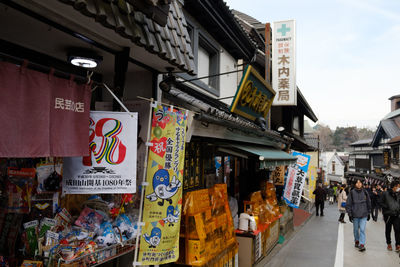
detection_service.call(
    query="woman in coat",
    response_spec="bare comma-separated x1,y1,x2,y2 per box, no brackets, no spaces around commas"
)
337,184,348,223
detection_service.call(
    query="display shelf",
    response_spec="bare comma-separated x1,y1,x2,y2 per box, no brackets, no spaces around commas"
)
51,240,135,267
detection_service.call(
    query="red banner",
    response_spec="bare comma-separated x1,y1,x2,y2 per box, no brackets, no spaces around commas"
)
0,61,91,157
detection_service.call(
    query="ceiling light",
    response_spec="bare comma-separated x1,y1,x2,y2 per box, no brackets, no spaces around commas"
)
67,49,102,69
70,57,98,68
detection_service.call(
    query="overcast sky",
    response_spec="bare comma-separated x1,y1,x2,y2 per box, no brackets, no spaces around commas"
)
225,0,400,129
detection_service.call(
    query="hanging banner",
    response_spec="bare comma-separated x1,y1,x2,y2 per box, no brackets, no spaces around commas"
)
63,111,138,194
0,61,91,157
283,151,310,208
272,20,296,106
139,105,188,265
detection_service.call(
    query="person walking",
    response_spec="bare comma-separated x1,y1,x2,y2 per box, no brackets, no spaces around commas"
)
328,186,334,205
346,178,371,252
313,183,326,216
379,180,400,252
338,184,347,223
370,185,380,221
333,184,338,203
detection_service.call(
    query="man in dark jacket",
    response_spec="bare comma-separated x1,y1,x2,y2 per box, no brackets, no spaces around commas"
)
313,183,326,216
379,180,400,252
346,178,371,252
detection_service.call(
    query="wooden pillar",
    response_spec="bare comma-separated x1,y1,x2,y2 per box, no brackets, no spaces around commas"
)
113,47,130,111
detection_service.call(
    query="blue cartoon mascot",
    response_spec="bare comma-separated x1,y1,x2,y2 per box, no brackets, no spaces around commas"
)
146,169,181,206
143,227,162,248
163,205,180,226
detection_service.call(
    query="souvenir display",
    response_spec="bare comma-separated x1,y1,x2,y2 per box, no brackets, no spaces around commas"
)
0,160,139,267
179,184,238,266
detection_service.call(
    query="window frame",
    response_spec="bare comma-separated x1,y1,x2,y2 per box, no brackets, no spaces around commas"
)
178,15,221,96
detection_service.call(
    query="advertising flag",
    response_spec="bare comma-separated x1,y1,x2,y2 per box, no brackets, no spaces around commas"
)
283,151,311,208
139,105,188,265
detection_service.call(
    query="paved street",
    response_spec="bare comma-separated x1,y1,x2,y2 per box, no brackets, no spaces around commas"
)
257,203,400,267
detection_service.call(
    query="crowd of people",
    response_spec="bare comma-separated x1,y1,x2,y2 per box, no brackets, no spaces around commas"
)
313,178,400,254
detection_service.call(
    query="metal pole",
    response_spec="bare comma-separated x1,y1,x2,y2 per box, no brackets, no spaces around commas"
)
133,99,154,267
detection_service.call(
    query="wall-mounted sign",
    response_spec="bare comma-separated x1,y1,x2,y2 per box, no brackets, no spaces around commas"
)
63,111,137,194
272,20,297,106
383,149,390,167
230,65,275,120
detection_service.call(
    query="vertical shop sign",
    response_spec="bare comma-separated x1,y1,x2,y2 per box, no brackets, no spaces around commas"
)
139,105,188,265
272,20,296,106
271,165,285,185
63,111,138,194
283,152,311,208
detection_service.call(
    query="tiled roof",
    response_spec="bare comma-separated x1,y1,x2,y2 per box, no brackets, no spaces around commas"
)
59,0,196,74
339,156,349,163
381,119,400,139
383,108,400,120
231,9,265,51
350,139,372,146
231,9,265,30
184,0,257,61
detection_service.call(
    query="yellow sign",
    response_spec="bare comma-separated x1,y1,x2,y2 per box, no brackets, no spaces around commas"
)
230,65,276,120
139,104,188,264
308,166,317,200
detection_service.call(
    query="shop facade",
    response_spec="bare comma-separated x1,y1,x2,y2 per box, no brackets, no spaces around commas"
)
0,0,197,266
1,1,320,267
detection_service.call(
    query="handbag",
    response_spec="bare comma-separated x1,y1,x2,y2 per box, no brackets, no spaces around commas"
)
341,202,346,208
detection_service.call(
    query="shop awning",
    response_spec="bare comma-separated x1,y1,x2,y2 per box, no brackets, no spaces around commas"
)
230,144,297,169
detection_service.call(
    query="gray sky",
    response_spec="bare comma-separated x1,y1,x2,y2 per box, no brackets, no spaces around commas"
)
225,0,400,129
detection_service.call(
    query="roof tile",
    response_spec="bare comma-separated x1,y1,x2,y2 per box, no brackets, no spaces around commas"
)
59,0,195,74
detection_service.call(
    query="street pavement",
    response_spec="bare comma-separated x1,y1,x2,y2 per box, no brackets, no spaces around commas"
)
256,203,400,267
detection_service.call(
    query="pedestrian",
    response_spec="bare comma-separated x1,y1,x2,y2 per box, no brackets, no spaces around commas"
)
338,184,347,223
376,184,384,213
333,184,338,203
313,183,326,216
346,178,371,252
379,180,400,252
370,185,380,221
328,186,334,205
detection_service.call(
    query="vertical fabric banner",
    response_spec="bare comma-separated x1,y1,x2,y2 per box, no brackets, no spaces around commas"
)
283,152,311,208
63,111,137,194
139,105,187,265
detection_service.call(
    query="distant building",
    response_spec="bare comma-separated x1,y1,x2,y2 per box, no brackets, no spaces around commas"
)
321,151,347,184
372,95,400,180
326,152,348,184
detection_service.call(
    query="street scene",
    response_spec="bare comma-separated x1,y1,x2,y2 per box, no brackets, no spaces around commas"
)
1,0,400,267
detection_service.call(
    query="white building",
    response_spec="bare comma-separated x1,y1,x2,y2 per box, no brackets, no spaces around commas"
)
321,151,348,184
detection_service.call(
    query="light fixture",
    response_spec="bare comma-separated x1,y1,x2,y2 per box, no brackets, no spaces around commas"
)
67,49,102,69
277,126,285,132
70,57,98,68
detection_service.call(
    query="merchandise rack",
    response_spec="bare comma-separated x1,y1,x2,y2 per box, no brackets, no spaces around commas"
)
50,240,135,267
